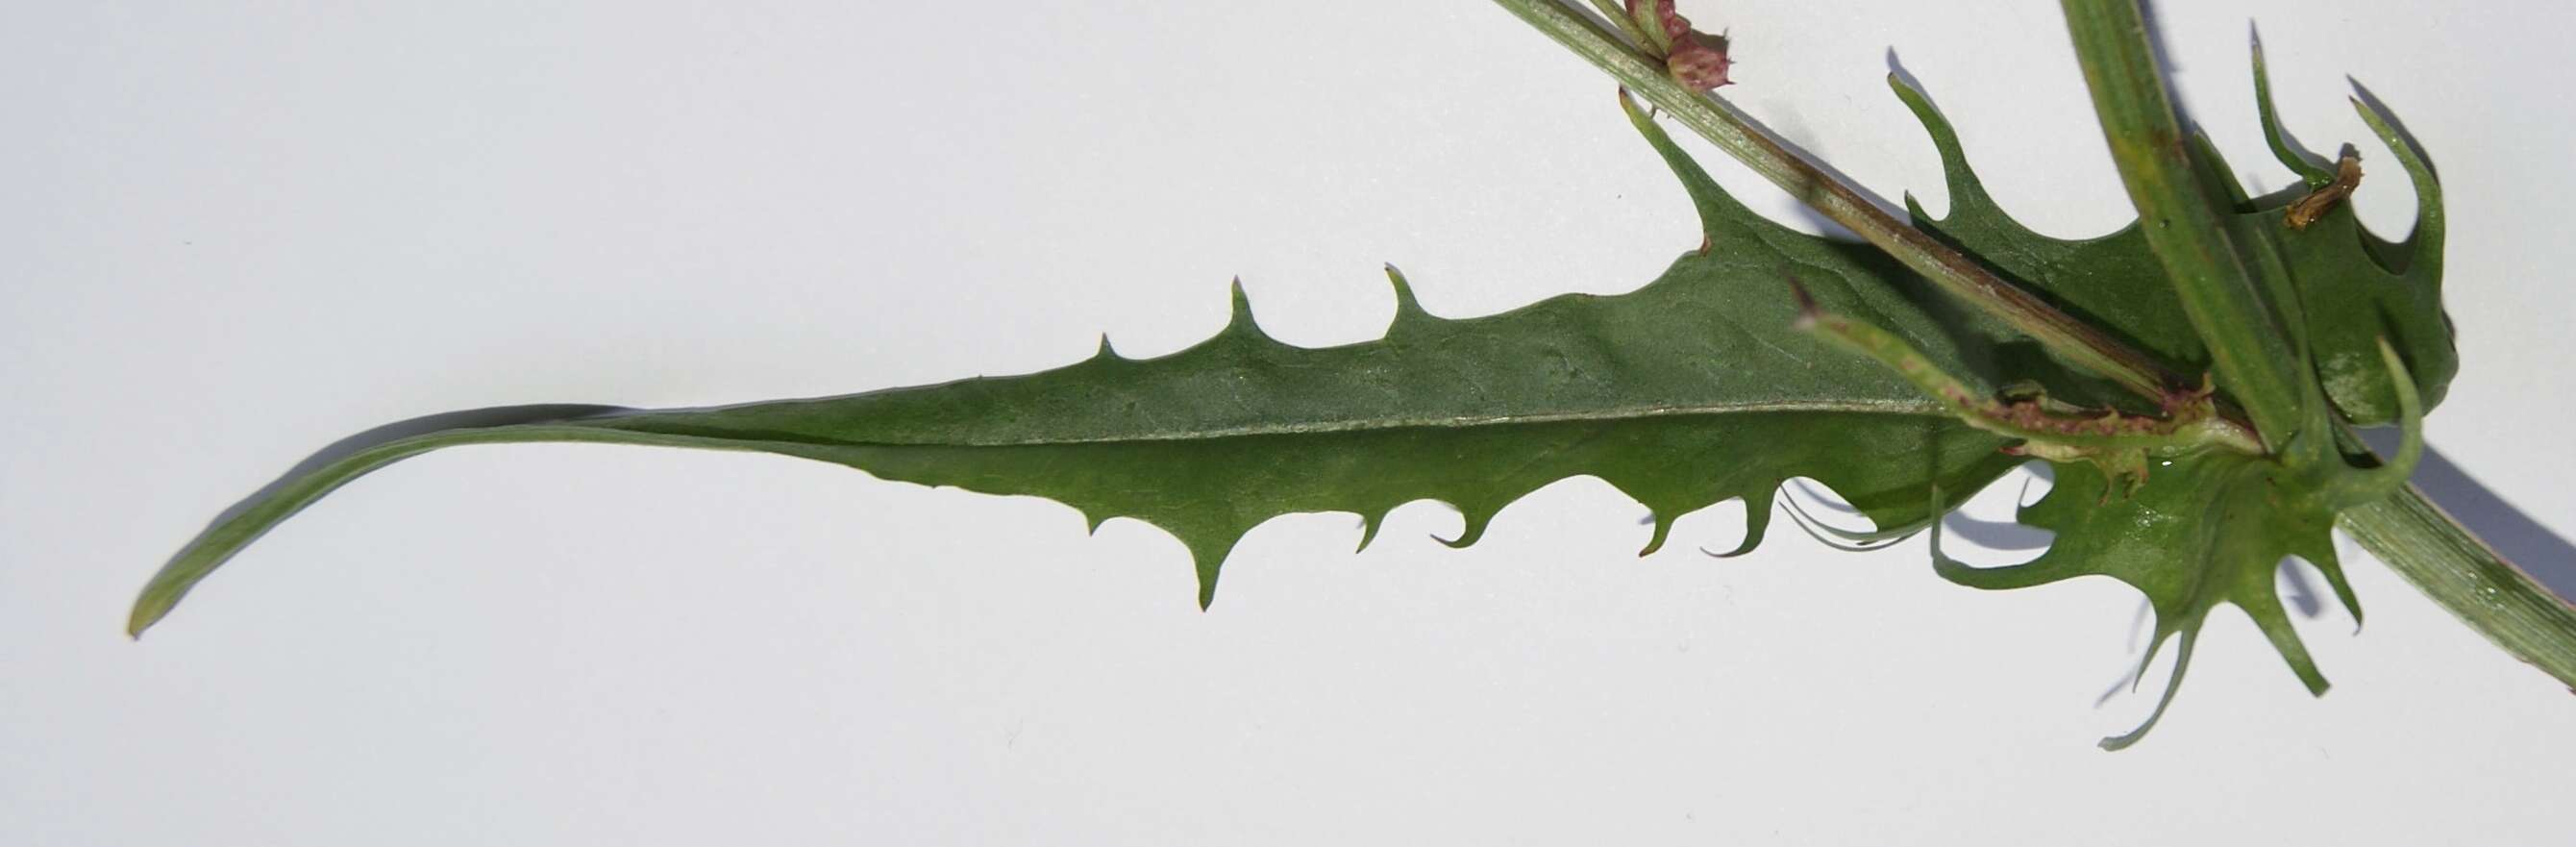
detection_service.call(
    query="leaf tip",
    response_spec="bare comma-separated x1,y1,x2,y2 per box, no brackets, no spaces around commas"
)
2100,630,2197,751
1435,509,1493,550
1225,278,1265,338
2250,601,2334,696
1615,87,1654,131
1383,264,1425,320
1195,565,1221,611
126,592,173,639
1638,513,1674,557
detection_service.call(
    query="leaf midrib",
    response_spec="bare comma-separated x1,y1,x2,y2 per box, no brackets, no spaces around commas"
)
622,397,1956,449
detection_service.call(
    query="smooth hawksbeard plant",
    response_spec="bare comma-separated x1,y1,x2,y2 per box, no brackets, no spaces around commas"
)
129,0,2576,748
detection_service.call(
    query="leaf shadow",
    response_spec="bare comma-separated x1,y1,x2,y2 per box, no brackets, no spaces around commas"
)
2246,24,2334,173
1884,49,1930,112
1940,462,2054,553
1781,465,2056,555
2346,79,2440,182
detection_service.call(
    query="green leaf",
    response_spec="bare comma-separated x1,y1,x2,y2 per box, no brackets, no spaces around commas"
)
129,94,2026,636
2273,92,2451,425
1882,48,2451,745
1888,55,2452,425
1936,454,2355,750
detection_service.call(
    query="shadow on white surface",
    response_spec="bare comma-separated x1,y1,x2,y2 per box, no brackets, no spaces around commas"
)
2365,430,2576,603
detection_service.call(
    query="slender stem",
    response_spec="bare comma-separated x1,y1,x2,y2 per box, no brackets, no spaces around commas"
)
1490,0,2195,409
2343,487,2576,685
2058,0,2310,449
1795,284,2258,455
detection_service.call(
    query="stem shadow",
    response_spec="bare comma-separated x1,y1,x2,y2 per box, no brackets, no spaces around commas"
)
2362,431,2576,603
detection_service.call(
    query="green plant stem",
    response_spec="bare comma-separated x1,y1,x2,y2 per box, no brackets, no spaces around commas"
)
2343,487,2576,685
1490,0,2194,410
1582,0,1657,52
1795,285,2258,456
2058,0,2310,449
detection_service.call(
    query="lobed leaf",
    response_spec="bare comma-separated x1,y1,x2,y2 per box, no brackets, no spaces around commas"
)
1937,455,2354,749
132,37,2469,756
1889,51,2451,424
1886,48,2450,744
131,94,2028,635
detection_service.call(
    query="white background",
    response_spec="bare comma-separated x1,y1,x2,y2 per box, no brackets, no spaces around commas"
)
9,2,2576,844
